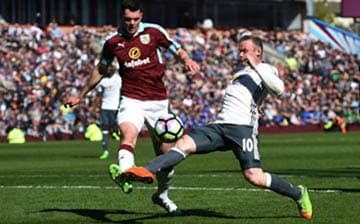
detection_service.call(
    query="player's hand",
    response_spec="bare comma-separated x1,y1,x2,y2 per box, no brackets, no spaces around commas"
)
245,53,258,69
184,59,200,73
64,96,81,108
258,104,265,117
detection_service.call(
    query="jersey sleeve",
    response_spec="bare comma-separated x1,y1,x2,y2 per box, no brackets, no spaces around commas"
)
98,41,114,68
255,63,285,96
153,24,181,54
96,79,105,93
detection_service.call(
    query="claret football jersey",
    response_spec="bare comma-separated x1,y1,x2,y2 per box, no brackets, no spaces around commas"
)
100,22,181,101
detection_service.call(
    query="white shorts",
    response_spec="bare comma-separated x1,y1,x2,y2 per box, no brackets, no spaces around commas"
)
117,96,170,133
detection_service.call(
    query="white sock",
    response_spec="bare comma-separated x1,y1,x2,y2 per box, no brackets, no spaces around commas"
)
157,169,174,200
265,172,272,188
118,149,134,171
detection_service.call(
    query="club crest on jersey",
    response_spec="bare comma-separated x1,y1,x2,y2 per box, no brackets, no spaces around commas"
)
140,34,150,44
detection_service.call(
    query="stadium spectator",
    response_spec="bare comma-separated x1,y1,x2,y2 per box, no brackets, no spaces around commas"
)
84,119,103,142
7,127,26,144
0,20,358,140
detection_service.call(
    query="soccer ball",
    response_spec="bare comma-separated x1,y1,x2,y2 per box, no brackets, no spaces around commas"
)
154,113,184,143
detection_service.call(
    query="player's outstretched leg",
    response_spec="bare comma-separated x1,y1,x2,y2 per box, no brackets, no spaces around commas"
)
120,166,154,184
296,185,312,219
108,163,133,193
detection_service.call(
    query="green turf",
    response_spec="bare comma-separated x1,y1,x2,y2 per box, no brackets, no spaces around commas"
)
0,132,359,224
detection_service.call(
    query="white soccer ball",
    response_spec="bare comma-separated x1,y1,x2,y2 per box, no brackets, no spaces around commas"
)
154,113,184,143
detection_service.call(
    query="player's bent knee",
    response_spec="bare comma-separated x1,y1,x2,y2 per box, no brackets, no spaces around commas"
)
175,135,196,155
243,169,264,186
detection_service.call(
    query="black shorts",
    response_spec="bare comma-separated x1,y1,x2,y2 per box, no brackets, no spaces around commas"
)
188,123,261,170
100,109,118,126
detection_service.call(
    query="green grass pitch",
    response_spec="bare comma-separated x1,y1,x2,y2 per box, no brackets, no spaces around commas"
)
0,132,359,224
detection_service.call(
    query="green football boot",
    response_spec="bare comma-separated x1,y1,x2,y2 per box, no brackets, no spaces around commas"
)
108,163,133,194
99,151,109,160
112,131,121,141
296,185,312,219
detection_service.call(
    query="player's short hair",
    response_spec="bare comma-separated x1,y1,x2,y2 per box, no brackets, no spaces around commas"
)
121,0,142,13
239,35,263,54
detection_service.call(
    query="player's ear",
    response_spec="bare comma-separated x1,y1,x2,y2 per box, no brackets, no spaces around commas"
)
256,48,262,58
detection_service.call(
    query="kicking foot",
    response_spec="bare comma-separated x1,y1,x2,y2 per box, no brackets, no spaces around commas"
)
108,163,133,193
121,166,154,184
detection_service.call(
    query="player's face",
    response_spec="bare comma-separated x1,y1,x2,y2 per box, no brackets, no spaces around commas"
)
239,40,261,65
122,9,143,36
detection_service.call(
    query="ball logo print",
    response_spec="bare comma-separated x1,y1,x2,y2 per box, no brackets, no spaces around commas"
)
154,113,184,143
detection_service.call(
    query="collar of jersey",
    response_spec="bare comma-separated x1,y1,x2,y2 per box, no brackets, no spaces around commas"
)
118,22,145,37
233,66,253,80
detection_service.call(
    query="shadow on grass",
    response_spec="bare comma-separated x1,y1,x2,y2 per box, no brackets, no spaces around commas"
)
39,208,297,223
39,208,143,223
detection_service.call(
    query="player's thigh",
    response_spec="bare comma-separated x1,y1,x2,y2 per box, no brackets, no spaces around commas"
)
101,109,117,126
188,124,227,154
225,125,261,170
142,99,170,153
117,97,145,133
143,99,170,129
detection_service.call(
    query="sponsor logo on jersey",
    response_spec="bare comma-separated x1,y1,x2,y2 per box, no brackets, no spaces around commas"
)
128,47,141,59
140,34,150,44
124,57,151,68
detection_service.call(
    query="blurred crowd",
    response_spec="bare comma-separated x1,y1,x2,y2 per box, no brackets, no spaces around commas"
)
0,22,359,139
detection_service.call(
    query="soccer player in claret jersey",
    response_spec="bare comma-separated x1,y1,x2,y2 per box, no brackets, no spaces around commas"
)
65,0,199,215
120,35,313,219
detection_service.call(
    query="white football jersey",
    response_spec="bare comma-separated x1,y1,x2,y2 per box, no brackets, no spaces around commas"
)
98,73,122,110
215,64,283,128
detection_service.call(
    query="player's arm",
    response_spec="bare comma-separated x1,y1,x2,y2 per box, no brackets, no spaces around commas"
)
154,24,200,73
64,66,104,108
79,67,104,98
175,48,200,73
245,48,284,96
64,39,115,108
254,63,284,96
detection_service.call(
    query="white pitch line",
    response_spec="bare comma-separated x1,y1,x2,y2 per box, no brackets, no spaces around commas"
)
0,174,357,180
0,185,346,193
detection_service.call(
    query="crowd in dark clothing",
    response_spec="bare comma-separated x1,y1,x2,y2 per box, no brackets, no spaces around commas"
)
0,23,359,138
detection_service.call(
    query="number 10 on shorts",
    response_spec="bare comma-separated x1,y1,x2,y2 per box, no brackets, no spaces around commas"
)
242,136,259,160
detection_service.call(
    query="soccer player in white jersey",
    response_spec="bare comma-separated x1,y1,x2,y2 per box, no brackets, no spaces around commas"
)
97,67,122,160
120,35,313,219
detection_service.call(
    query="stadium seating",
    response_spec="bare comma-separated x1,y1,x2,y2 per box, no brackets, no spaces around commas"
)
0,24,358,141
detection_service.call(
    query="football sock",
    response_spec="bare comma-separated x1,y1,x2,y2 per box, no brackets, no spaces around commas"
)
102,130,109,151
118,145,134,171
156,167,174,199
146,147,186,174
266,172,302,201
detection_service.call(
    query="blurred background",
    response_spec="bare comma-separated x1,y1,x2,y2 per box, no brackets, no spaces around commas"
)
0,0,359,142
